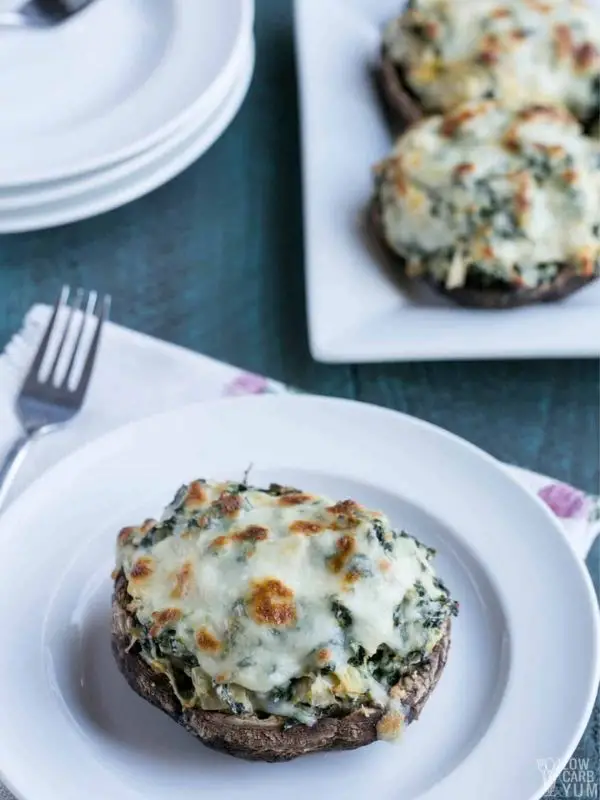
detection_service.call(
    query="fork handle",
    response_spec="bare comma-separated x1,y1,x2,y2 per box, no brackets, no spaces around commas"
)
0,435,32,511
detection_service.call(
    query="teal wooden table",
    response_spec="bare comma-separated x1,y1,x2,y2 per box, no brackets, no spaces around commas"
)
0,1,597,792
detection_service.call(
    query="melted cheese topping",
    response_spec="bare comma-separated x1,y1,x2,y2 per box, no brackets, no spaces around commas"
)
384,0,600,124
375,101,600,288
115,480,457,738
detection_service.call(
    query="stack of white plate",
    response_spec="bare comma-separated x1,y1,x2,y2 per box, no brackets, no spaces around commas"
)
0,0,255,233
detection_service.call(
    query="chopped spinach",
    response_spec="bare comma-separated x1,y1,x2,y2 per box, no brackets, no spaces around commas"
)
156,632,197,668
372,519,393,553
421,592,458,628
266,483,301,497
392,604,404,628
232,599,247,618
269,683,294,704
348,641,367,667
347,554,373,578
171,485,188,509
139,517,176,548
369,644,402,688
331,599,353,629
214,683,249,715
405,649,424,666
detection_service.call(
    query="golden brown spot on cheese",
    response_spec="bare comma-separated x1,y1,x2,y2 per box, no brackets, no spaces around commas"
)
331,518,361,531
517,105,572,125
377,710,405,741
441,104,490,138
117,526,136,546
290,520,325,535
184,480,207,508
491,6,510,18
533,143,567,160
478,34,501,66
453,162,476,181
149,608,182,638
232,525,269,543
478,50,498,66
327,500,359,515
512,171,532,224
344,568,362,586
170,561,194,599
195,626,222,654
278,493,313,506
248,578,297,626
554,24,573,62
129,556,155,582
575,42,599,72
210,535,229,549
524,0,552,12
562,169,578,185
215,673,229,684
216,492,242,517
576,247,597,276
503,131,520,153
379,559,392,573
328,535,356,574
328,499,361,531
392,157,407,196
510,28,529,42
316,648,332,666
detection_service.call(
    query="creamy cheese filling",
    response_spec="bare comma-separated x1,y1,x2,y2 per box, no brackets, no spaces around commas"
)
375,101,600,289
384,0,600,125
115,480,458,740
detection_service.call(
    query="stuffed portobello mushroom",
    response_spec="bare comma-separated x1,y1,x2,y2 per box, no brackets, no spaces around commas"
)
371,100,600,307
112,479,458,762
381,0,600,130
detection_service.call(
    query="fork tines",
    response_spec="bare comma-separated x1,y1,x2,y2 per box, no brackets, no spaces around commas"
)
22,285,111,400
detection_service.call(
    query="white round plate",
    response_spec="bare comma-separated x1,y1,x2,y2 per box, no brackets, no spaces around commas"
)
0,396,597,800
0,0,253,185
0,38,255,233
0,31,253,214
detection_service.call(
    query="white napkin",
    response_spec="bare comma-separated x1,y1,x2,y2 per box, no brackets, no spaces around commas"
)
0,304,599,800
0,304,598,555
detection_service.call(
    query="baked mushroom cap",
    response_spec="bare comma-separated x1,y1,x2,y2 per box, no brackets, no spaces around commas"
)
379,51,424,128
111,480,458,761
369,196,596,309
112,572,452,762
381,0,600,128
371,101,600,308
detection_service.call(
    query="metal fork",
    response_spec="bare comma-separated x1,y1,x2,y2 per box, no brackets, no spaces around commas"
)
0,286,110,510
0,0,96,30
